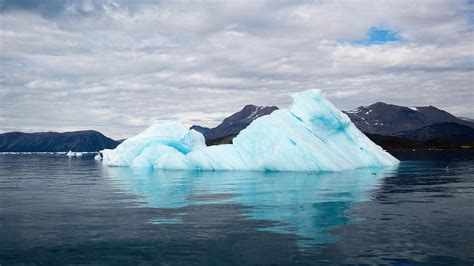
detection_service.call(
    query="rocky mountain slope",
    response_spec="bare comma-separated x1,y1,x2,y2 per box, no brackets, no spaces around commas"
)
191,104,278,143
342,102,474,135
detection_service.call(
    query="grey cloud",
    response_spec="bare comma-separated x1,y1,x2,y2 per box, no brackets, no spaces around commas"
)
0,0,104,17
0,0,473,139
0,0,65,15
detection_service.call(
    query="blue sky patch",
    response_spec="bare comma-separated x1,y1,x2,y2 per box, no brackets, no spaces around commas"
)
350,27,401,46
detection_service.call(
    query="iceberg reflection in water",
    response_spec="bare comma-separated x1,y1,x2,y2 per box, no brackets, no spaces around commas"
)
104,166,398,249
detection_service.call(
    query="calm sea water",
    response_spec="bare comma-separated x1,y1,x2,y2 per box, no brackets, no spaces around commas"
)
0,151,473,265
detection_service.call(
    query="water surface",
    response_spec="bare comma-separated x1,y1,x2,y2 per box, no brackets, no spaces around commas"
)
0,151,473,264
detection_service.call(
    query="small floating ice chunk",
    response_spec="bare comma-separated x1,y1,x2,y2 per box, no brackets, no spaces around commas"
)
94,153,102,161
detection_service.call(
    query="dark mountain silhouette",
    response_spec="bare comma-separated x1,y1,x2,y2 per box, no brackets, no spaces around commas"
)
0,130,119,152
191,102,473,149
191,104,278,144
3,102,472,152
342,102,474,135
391,123,474,142
364,133,473,150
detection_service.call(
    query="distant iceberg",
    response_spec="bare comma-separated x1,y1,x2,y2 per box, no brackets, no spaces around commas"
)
67,150,85,157
101,90,399,171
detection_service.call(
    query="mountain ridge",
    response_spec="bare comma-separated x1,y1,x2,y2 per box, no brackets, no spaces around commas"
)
391,122,474,142
0,130,119,152
1,102,472,152
191,104,278,142
190,101,473,149
342,102,474,135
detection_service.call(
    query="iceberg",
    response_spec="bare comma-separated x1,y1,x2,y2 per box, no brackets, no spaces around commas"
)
67,150,85,157
102,89,399,171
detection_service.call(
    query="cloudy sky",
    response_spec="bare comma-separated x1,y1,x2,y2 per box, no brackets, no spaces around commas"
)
1,0,473,139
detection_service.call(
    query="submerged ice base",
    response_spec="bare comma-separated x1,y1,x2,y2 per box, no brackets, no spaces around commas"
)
102,89,399,171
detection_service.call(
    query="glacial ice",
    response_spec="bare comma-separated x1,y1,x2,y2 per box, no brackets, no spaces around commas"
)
101,89,399,171
66,151,84,157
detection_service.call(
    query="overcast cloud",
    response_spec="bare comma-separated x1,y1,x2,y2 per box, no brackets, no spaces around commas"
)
0,0,473,138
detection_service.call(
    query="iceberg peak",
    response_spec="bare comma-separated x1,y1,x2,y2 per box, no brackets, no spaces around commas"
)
102,89,399,171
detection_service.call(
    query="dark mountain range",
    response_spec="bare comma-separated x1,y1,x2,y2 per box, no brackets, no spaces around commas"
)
342,102,474,135
0,130,119,152
391,123,474,142
190,102,473,149
364,133,473,150
2,102,472,152
191,104,278,143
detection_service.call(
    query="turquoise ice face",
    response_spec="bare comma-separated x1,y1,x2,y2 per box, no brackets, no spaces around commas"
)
105,166,397,249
